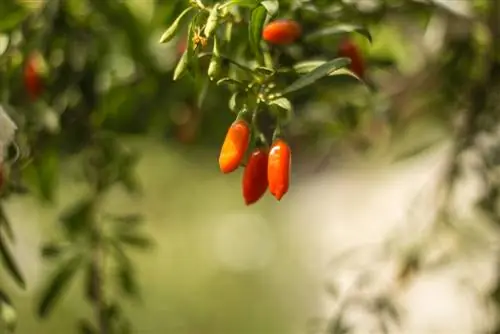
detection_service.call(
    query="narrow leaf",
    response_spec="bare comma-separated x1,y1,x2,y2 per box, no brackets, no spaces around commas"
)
117,233,153,250
0,233,25,289
269,97,293,123
261,0,279,16
216,78,245,89
282,57,351,95
59,199,94,237
306,24,372,43
77,319,97,334
249,5,267,65
41,243,65,260
173,51,189,81
159,7,192,43
204,4,220,38
37,254,83,318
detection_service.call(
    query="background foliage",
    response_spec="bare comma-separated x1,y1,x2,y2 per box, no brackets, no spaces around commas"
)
1,0,500,333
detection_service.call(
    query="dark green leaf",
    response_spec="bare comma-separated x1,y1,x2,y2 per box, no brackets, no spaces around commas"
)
306,24,372,43
77,319,97,334
261,0,279,16
249,5,267,65
117,233,153,250
0,2,29,32
229,92,246,112
254,66,275,76
59,199,94,237
34,148,59,202
37,254,83,318
282,58,351,95
269,97,293,123
0,232,25,289
197,77,211,109
221,0,259,8
216,78,245,88
41,243,65,260
111,242,139,298
0,289,16,332
159,7,193,43
84,262,99,303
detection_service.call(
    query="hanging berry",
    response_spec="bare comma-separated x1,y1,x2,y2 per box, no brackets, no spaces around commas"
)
262,20,302,45
242,148,268,205
218,119,250,174
24,53,43,101
268,139,291,201
338,39,365,78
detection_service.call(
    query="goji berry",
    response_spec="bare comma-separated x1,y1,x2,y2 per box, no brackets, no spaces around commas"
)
242,148,268,205
338,39,365,78
24,54,43,101
262,20,302,45
218,119,250,173
267,139,291,200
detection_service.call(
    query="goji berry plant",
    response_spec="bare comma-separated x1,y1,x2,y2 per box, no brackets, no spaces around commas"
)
160,0,371,205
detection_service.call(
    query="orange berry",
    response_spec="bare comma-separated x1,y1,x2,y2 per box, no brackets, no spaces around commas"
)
242,148,268,205
267,139,291,201
262,20,302,45
24,54,43,101
338,39,365,78
218,120,250,173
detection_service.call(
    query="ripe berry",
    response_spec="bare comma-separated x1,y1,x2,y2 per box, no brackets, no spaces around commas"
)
267,139,291,201
24,54,43,101
242,148,268,205
262,20,302,45
338,39,365,78
218,120,250,174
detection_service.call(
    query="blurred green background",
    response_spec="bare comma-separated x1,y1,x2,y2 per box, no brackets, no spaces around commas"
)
2,0,500,333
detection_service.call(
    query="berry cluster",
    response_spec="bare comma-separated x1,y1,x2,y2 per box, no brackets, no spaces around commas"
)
218,118,290,205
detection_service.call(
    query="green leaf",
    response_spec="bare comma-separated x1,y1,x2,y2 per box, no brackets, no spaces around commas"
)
291,60,327,74
84,262,99,303
229,92,246,112
41,242,65,260
268,97,294,123
0,232,25,289
0,289,17,332
173,50,189,81
59,199,94,237
33,148,59,202
117,233,153,250
204,4,220,38
216,77,245,89
254,66,275,76
108,214,143,226
282,57,351,95
159,7,193,43
249,5,267,65
197,77,211,109
306,24,372,43
77,319,97,334
0,2,29,32
221,0,259,9
261,0,279,16
208,38,222,80
198,52,255,75
37,254,83,318
111,244,139,298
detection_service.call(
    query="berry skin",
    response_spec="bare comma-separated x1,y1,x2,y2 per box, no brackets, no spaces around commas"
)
242,148,268,205
267,139,291,201
218,120,250,174
338,39,365,79
24,54,43,101
262,20,302,45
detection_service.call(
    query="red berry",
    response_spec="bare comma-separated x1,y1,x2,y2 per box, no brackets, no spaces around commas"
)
267,139,291,201
242,148,268,205
338,40,365,78
24,54,43,101
218,120,250,174
262,20,302,45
